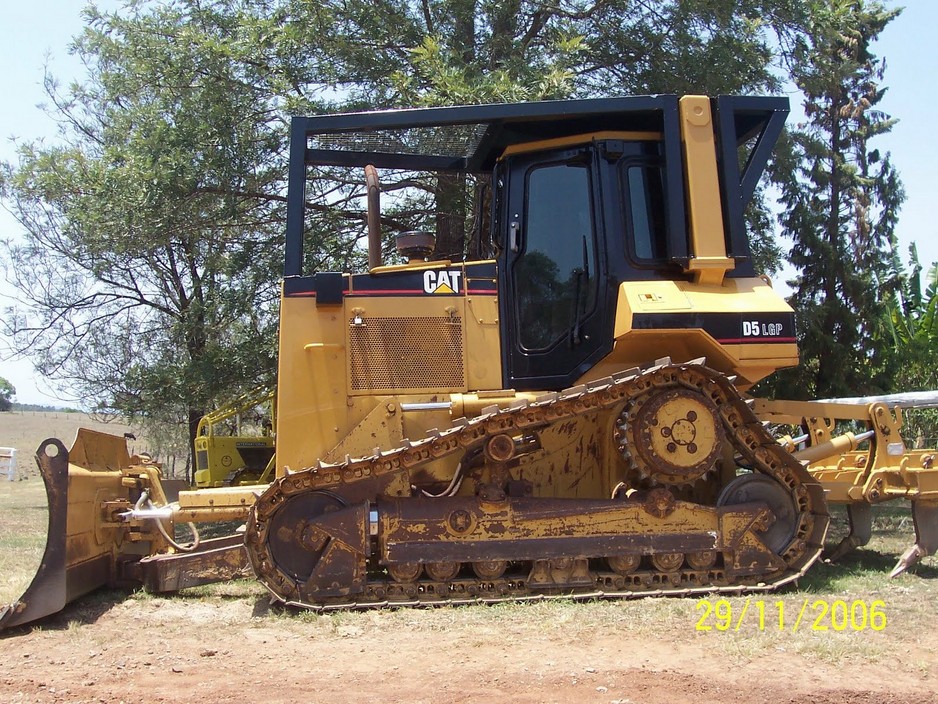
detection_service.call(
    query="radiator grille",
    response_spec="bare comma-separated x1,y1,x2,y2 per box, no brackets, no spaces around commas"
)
349,316,465,391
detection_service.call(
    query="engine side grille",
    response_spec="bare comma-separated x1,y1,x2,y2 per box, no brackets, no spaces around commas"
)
349,316,465,392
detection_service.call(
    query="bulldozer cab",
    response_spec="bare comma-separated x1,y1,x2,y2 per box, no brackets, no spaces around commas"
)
498,135,666,387
497,140,607,386
285,95,792,393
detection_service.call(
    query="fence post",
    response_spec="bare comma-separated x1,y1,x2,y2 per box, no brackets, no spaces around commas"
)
0,447,15,481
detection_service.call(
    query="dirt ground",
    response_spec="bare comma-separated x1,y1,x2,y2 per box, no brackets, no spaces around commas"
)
0,587,936,704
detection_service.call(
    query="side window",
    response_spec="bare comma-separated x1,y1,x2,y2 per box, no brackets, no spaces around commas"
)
514,162,596,351
621,159,668,263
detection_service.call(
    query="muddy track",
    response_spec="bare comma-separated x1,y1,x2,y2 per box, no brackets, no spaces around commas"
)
245,360,830,610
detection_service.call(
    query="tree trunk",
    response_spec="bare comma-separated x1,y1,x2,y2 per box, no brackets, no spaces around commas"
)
187,406,203,485
433,173,466,261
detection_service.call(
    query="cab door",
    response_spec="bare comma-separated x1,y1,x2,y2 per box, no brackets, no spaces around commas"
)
498,146,611,390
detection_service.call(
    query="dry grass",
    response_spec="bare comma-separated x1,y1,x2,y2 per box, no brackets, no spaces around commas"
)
0,410,143,479
0,479,49,604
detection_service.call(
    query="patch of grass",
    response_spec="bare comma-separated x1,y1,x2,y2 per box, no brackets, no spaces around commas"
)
790,631,885,663
178,579,266,600
716,623,886,663
0,480,49,605
324,608,366,634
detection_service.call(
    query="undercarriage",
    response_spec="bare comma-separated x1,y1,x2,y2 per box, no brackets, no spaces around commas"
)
245,360,829,609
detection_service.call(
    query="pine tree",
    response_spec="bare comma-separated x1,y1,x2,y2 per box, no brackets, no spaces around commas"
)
773,0,905,399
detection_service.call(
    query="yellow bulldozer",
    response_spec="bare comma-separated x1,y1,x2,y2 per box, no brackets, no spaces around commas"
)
193,385,276,488
2,94,936,630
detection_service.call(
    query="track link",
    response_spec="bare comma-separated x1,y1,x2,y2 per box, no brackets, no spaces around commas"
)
245,360,829,610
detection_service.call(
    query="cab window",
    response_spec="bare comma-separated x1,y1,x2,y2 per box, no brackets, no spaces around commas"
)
513,162,597,351
619,150,668,264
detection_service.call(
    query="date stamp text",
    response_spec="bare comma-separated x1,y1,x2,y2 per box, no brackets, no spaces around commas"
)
695,598,887,633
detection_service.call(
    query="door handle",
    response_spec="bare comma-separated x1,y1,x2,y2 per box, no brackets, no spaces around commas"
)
510,221,521,252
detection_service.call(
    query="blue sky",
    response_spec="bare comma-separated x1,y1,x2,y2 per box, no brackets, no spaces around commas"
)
0,1,934,405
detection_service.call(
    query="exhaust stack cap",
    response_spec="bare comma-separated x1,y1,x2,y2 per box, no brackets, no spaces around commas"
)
396,231,435,262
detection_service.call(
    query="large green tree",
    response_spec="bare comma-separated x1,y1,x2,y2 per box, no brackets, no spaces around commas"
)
2,3,294,470
768,0,904,399
0,377,14,412
0,0,827,463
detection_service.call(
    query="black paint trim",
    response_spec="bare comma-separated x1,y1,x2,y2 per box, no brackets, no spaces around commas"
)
631,311,796,343
713,96,789,276
314,272,345,305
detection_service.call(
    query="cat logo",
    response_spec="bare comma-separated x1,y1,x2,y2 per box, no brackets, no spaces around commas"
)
423,269,462,295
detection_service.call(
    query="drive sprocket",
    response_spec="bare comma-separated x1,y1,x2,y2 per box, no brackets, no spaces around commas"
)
616,387,725,485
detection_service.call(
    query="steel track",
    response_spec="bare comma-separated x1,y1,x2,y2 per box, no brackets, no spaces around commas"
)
246,359,830,610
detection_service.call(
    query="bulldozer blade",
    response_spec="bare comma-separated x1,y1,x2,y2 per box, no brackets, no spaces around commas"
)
890,500,938,578
0,430,167,632
0,439,70,630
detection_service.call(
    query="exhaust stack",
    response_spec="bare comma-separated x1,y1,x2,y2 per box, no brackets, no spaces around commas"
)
365,164,382,269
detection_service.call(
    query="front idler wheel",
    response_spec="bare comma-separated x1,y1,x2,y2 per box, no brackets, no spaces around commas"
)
717,474,798,554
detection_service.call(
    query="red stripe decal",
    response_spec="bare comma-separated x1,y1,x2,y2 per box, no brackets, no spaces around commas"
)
718,337,797,344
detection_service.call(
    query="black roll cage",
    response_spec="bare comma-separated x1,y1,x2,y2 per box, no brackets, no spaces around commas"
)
284,95,788,278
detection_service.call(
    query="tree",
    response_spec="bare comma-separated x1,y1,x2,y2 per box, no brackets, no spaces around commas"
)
356,0,811,262
1,4,291,472
767,0,904,399
880,259,938,445
1,0,817,462
0,377,14,412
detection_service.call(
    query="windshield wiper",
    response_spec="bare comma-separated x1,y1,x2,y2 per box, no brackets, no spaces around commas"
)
570,235,590,347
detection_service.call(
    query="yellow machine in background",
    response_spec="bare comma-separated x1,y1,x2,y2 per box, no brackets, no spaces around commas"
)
193,386,276,488
1,94,934,630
